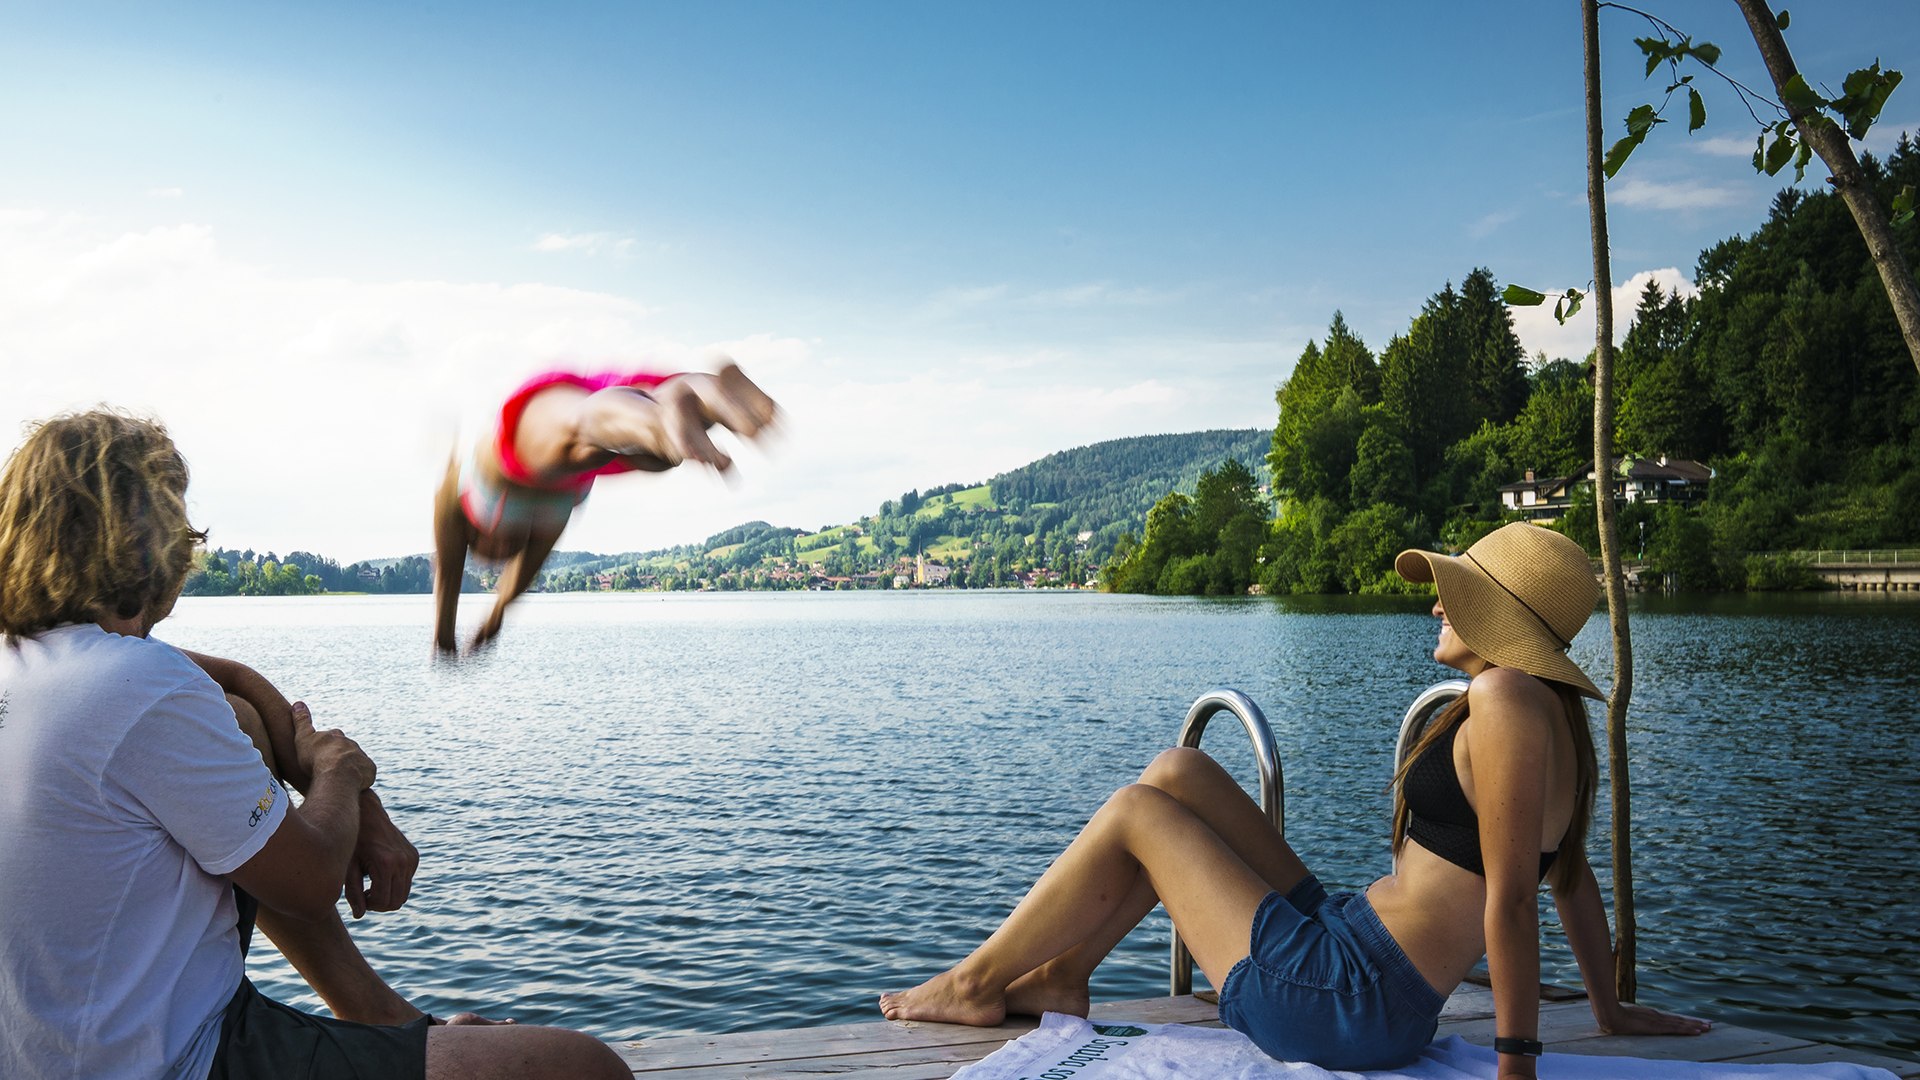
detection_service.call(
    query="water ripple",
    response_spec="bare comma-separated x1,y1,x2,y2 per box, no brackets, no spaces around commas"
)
163,590,1920,1057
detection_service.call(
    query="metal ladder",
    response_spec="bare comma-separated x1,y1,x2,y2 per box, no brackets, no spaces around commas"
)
1167,679,1469,995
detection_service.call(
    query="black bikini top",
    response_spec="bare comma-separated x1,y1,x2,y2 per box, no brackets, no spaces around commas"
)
1403,718,1558,880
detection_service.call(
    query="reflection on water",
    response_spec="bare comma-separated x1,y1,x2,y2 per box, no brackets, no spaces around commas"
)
160,590,1920,1057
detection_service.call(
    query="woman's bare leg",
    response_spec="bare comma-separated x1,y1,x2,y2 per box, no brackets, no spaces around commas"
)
1001,748,1309,1014
432,455,475,656
878,779,1274,1026
468,523,564,653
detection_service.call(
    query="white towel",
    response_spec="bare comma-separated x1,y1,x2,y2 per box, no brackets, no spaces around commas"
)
950,1013,1900,1080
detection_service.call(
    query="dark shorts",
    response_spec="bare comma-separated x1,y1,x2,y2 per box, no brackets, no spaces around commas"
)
207,978,429,1080
1217,876,1446,1071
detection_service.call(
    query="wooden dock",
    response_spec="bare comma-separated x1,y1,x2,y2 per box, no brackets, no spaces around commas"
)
610,986,1919,1079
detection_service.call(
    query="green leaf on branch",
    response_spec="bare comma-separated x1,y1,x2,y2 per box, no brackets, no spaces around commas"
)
1606,136,1640,179
1688,42,1721,67
1793,137,1812,182
1549,290,1585,325
1763,130,1797,175
1775,9,1790,30
1624,103,1662,138
1688,87,1706,132
1834,63,1902,140
1753,132,1767,171
1606,104,1664,179
1635,36,1673,78
1894,185,1916,227
1780,74,1825,112
1502,284,1548,306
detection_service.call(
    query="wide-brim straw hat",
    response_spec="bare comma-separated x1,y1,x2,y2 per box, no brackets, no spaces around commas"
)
1394,522,1604,700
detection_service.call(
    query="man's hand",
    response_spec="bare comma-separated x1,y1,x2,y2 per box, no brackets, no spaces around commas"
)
291,702,376,792
345,791,418,918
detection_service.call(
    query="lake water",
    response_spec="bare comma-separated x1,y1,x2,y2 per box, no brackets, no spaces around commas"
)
158,590,1920,1059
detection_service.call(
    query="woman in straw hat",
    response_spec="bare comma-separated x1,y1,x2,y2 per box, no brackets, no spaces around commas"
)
879,522,1707,1074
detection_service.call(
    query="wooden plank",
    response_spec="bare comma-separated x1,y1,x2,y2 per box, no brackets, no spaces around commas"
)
616,996,1220,1073
1438,984,1498,1022
1440,999,1601,1044
1088,997,1222,1025
616,1019,1033,1072
630,1038,1011,1079
1729,1042,1920,1079
1449,1002,1817,1062
616,989,1905,1078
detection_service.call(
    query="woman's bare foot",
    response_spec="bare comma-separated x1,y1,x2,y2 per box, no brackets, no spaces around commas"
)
1005,964,1091,1018
877,970,1006,1027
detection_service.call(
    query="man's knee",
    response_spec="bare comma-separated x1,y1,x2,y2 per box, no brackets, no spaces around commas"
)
227,694,278,777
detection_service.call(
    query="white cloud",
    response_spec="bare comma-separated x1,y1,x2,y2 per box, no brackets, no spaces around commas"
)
146,187,186,199
1467,209,1521,239
531,231,637,258
1688,132,1759,159
918,280,1176,320
0,208,1285,566
0,211,674,561
1610,175,1746,211
1508,267,1698,364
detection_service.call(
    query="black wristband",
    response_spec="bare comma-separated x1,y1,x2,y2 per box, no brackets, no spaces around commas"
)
1494,1036,1545,1057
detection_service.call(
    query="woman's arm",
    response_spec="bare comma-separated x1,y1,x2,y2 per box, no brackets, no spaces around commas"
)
1552,857,1712,1036
1466,669,1560,1080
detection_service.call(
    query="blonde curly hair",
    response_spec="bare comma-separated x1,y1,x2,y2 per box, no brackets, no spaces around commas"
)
0,410,206,639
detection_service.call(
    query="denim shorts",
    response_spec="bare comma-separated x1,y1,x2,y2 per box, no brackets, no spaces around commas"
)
1217,876,1446,1071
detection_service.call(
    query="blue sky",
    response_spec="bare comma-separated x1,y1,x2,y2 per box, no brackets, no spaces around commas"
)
3,2,1915,561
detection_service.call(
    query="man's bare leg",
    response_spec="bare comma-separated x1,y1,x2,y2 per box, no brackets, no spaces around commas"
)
426,1024,629,1080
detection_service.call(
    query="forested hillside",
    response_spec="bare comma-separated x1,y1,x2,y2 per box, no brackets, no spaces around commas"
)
184,429,1271,594
1109,135,1920,595
584,428,1271,590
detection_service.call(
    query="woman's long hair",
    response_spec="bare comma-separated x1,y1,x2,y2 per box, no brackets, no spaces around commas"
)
1390,680,1596,892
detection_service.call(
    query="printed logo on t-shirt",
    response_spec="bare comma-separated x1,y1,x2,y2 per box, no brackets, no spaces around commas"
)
248,781,279,827
0,689,9,731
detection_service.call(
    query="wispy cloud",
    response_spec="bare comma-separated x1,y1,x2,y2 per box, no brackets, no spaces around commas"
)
1687,133,1758,159
2,207,1281,561
1610,175,1746,211
1467,209,1522,240
146,187,185,199
531,231,637,258
919,280,1176,320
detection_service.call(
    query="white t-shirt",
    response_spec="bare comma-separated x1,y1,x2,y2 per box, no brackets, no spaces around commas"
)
0,624,289,1080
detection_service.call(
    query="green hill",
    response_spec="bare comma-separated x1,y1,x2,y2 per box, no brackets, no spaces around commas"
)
532,428,1271,591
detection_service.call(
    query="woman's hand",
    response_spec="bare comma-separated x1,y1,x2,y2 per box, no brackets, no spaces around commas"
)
1596,1001,1712,1036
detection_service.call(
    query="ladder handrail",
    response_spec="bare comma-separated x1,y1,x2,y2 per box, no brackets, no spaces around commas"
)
1170,689,1281,996
1167,680,1469,996
1395,679,1470,775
